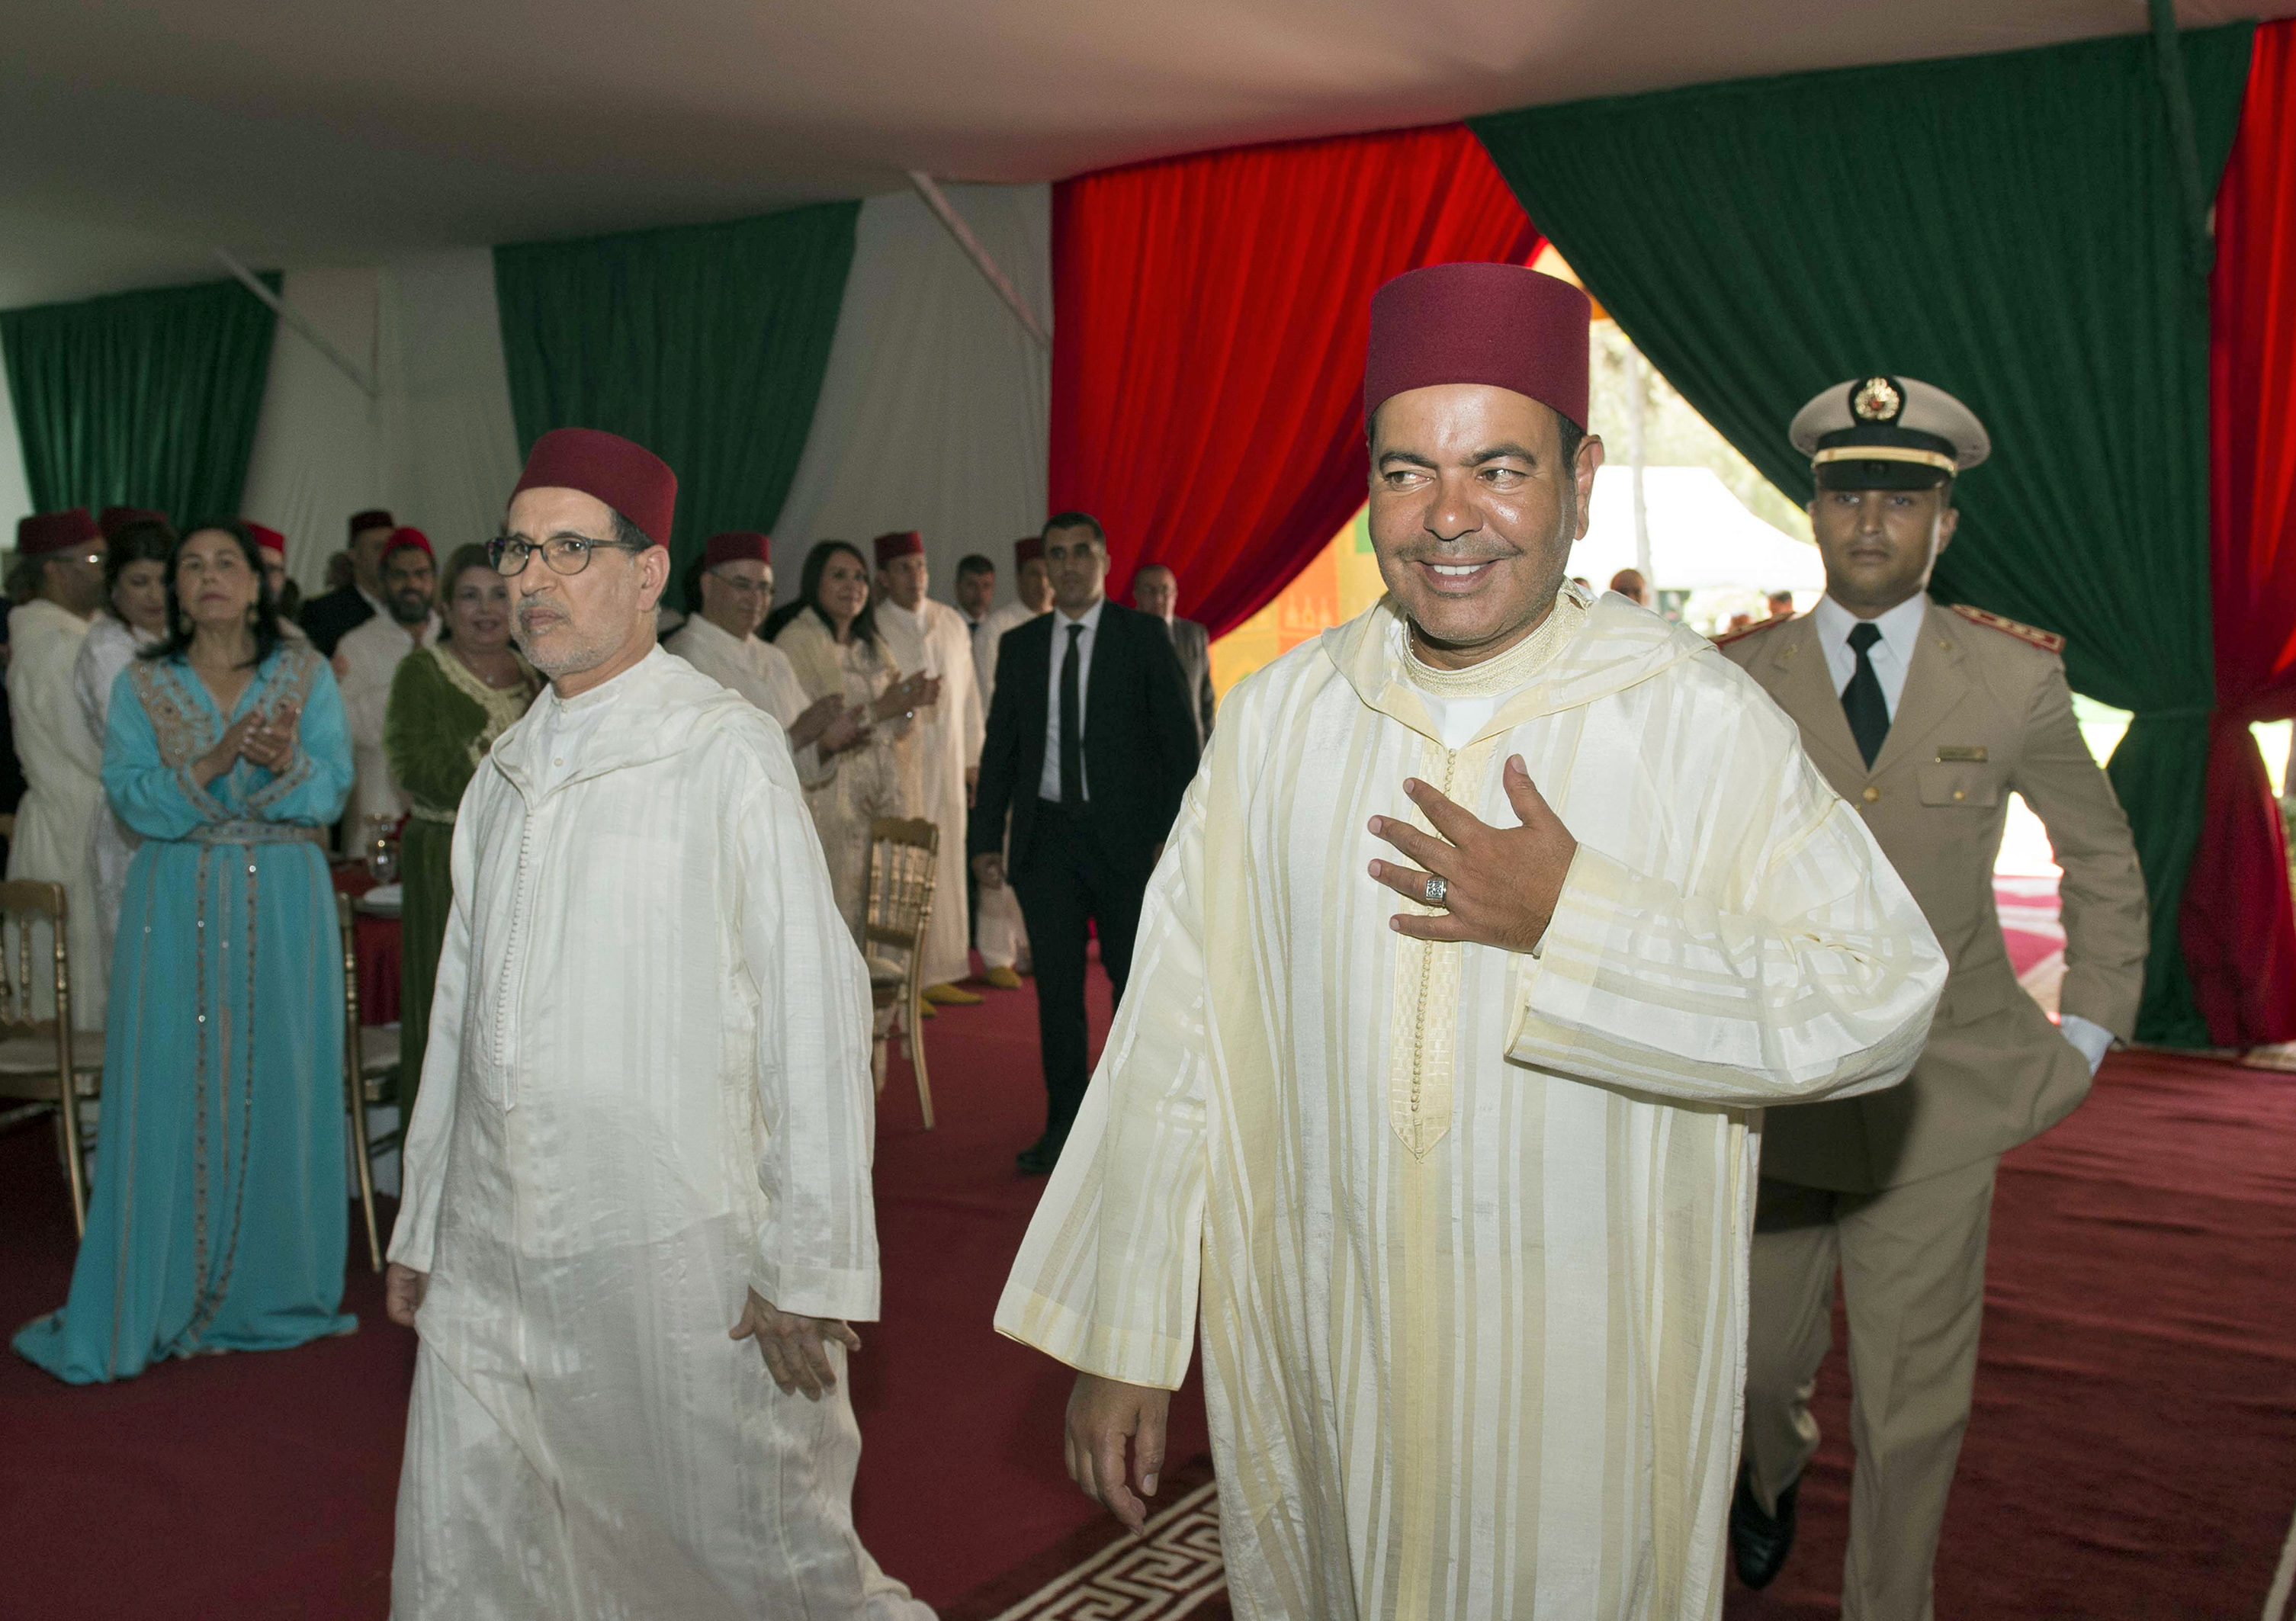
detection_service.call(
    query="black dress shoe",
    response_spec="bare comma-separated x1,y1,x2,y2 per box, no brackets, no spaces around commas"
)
1729,1465,1799,1591
1015,1134,1067,1176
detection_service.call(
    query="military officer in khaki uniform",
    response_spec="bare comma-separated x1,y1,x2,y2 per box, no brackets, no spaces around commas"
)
1716,376,2150,1619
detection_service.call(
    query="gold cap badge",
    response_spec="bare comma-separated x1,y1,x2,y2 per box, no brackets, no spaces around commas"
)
1851,376,1904,423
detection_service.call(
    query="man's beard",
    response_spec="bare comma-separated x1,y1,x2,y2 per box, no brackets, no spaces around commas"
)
390,592,431,626
519,597,634,678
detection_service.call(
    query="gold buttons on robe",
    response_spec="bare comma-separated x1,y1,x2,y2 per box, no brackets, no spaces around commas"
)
1862,786,1881,804
1952,788,1967,801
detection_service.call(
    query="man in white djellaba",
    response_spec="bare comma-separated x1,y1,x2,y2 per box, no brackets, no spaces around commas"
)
384,427,931,1620
995,263,1950,1620
665,529,862,778
871,529,985,1007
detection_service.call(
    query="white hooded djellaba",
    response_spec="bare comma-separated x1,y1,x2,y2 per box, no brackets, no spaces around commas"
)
997,583,1946,1620
389,647,928,1619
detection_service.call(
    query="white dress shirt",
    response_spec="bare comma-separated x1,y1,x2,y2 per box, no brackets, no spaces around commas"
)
1812,594,2113,1074
1039,595,1105,802
1813,592,1929,719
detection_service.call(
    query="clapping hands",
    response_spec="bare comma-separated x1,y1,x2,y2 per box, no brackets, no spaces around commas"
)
191,702,302,787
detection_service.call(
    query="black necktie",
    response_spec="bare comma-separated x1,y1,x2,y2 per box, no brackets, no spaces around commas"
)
1060,622,1084,807
1842,621,1890,768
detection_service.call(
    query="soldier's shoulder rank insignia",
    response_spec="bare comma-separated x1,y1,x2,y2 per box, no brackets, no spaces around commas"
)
1949,602,2065,655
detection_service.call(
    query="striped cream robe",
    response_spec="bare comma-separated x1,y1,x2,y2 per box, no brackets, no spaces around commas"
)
388,647,927,1619
996,584,1946,1619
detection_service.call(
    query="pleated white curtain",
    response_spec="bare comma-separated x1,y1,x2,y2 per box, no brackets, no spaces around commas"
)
377,249,523,565
773,183,1051,611
237,252,521,589
239,268,385,587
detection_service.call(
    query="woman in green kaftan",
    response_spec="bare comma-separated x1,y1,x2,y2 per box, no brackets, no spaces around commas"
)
381,544,539,1115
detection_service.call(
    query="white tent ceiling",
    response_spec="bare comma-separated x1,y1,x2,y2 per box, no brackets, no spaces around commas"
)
4,0,2287,307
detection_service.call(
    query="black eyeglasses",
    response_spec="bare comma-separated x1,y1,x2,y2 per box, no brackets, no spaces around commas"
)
487,534,650,577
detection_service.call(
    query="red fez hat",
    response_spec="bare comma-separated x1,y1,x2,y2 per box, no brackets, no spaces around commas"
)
873,530,925,567
703,531,772,569
348,508,394,539
1014,535,1044,566
381,526,433,561
17,509,101,556
100,506,166,539
1364,262,1591,430
246,522,288,558
512,428,676,548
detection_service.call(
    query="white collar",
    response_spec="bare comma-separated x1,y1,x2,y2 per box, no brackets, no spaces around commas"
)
1053,595,1106,634
1813,591,1928,655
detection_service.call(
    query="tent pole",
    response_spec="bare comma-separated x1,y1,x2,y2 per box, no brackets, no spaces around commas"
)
214,249,380,399
905,173,1052,352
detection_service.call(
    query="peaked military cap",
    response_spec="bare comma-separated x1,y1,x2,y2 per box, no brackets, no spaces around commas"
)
1790,375,1989,491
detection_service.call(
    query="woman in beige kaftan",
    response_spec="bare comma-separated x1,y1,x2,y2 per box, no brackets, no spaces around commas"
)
774,543,925,947
997,586,1947,1619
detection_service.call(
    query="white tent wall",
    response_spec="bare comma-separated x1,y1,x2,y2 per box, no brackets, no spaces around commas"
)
239,268,385,588
376,249,522,568
773,182,1052,614
0,364,31,539
239,253,519,589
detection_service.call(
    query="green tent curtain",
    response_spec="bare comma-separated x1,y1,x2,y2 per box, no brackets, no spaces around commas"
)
2,274,281,527
493,201,859,578
1472,24,2254,1045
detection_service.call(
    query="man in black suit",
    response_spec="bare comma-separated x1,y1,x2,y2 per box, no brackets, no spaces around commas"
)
971,512,1200,1175
1131,560,1217,743
297,506,397,656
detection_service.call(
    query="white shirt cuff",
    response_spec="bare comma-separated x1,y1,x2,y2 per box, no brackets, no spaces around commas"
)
2060,1013,2114,1074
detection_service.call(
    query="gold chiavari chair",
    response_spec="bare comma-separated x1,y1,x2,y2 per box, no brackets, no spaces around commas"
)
863,818,939,1130
0,881,104,1234
336,893,401,1272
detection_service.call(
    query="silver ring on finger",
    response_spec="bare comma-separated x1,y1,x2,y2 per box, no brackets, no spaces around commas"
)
1423,875,1449,907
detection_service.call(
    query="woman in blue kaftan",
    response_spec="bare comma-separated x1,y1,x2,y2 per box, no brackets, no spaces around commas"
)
14,521,356,1383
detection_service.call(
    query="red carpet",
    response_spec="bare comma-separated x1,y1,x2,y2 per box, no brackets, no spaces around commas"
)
0,956,1205,1617
2,963,2291,1616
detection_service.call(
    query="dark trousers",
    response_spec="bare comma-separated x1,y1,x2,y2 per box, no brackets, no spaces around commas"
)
1011,799,1148,1142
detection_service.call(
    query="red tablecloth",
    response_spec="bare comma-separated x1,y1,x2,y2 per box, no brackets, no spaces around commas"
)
331,863,402,1027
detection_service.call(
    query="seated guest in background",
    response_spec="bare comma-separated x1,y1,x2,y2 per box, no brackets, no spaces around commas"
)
384,429,926,1618
1608,566,1652,607
381,542,541,1121
249,522,305,626
971,513,1200,1174
971,537,1053,990
73,515,174,969
323,550,355,593
1727,611,1755,634
14,521,355,1383
334,528,439,837
1767,587,1797,621
299,507,396,656
7,509,109,1029
1131,560,1216,743
776,540,934,946
666,531,856,775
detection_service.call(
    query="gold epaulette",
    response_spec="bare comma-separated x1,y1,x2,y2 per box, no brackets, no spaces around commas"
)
1949,602,2066,655
1711,614,1793,648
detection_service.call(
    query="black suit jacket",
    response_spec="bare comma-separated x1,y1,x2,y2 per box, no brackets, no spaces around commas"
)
971,600,1200,882
299,585,374,658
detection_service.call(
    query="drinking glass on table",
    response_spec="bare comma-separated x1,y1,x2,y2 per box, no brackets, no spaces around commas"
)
364,815,400,886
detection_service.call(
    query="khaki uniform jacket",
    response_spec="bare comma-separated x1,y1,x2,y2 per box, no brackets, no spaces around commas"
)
1719,599,2148,1192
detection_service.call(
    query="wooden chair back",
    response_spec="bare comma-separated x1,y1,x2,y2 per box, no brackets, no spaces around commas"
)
0,881,90,1232
864,818,939,1129
337,894,382,1272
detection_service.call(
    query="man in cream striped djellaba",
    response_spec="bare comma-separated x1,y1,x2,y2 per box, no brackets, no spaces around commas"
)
995,263,1946,1619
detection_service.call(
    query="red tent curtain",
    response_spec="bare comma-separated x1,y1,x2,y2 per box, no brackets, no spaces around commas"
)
2184,18,2296,1048
1048,124,1540,637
